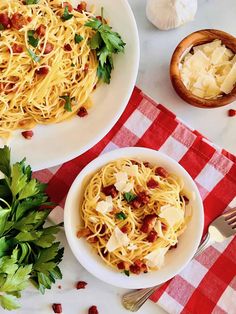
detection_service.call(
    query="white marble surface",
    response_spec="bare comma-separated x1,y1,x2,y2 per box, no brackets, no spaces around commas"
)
7,1,236,314
132,0,236,155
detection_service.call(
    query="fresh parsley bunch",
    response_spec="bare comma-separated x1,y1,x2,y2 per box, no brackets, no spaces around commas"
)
85,9,126,84
0,146,64,311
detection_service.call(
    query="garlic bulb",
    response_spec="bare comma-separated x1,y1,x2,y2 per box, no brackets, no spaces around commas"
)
146,0,198,31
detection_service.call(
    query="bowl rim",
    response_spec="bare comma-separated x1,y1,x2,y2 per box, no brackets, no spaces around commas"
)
64,147,204,289
170,29,236,108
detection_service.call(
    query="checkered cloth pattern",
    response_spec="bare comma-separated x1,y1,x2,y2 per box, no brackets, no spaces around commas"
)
34,87,236,314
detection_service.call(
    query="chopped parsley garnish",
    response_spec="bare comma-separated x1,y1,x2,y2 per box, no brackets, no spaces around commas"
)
0,146,64,311
74,34,83,44
61,6,73,21
0,24,5,30
27,48,40,62
25,0,40,4
85,8,125,84
27,30,39,48
115,212,127,220
71,62,75,67
59,95,75,112
124,270,130,277
124,192,137,203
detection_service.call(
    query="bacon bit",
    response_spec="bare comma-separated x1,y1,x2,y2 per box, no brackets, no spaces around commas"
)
64,43,72,51
138,191,150,205
155,167,169,178
117,261,130,270
147,178,159,189
52,304,62,313
170,243,178,250
21,130,34,140
130,264,141,275
96,15,107,24
182,195,189,204
120,224,128,233
76,281,87,289
12,43,23,53
63,2,73,12
147,230,158,242
131,199,141,209
11,13,29,30
0,13,11,29
102,184,118,198
87,236,98,243
41,42,54,54
84,63,89,74
77,227,91,238
0,82,17,94
58,285,62,289
100,248,108,257
140,214,157,233
228,109,236,117
161,222,167,231
93,84,97,90
36,24,46,37
35,66,49,75
27,16,32,23
77,106,88,117
143,161,151,168
99,225,106,234
131,160,141,166
76,1,87,13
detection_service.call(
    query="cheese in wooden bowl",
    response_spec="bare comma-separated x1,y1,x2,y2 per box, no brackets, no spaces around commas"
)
170,29,236,108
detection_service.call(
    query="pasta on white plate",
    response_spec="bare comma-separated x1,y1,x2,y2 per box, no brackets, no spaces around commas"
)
0,0,125,138
77,158,192,276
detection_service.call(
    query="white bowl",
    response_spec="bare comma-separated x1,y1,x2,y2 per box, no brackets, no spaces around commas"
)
64,147,204,289
7,0,139,171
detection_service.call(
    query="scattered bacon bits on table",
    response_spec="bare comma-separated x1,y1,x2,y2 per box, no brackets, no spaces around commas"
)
77,106,88,117
228,109,236,117
76,281,88,289
52,303,62,313
88,305,99,314
21,130,34,139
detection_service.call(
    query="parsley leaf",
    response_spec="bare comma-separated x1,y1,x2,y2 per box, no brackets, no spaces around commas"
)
61,6,73,21
124,192,137,203
115,212,127,220
0,146,11,177
0,294,21,310
59,95,75,112
27,48,40,62
0,24,5,31
25,0,40,4
0,146,64,311
85,10,125,84
124,270,130,277
74,34,83,44
27,30,39,48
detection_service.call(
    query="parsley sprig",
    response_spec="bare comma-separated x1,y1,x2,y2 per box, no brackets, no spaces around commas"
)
85,9,126,84
59,95,75,112
0,146,64,311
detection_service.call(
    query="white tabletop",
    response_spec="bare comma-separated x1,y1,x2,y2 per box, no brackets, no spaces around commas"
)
9,1,235,313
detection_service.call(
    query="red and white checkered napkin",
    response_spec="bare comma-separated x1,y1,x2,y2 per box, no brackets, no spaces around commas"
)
34,87,236,314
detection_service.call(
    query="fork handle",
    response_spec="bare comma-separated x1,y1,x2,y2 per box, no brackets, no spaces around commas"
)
122,233,214,312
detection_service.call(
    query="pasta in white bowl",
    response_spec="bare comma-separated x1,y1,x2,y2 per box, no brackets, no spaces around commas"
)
64,147,204,289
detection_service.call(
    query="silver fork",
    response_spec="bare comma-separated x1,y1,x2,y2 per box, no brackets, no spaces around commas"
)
122,208,236,312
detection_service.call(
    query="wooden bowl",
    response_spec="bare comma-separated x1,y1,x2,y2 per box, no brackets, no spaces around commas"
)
170,29,236,108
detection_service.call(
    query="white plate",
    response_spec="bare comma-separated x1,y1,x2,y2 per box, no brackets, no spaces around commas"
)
64,147,204,289
5,0,139,171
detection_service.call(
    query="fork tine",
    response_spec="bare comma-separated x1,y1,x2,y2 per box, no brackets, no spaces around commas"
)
223,208,236,220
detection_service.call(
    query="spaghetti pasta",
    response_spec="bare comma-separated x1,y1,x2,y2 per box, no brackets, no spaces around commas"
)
78,159,191,275
0,0,122,138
